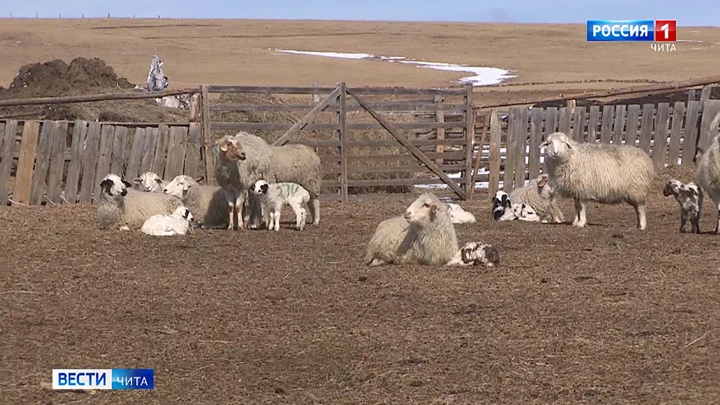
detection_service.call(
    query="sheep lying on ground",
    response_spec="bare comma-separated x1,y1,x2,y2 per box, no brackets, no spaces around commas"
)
98,173,184,230
133,171,166,192
214,132,322,230
141,206,194,236
447,203,476,224
446,241,500,267
492,191,511,220
509,174,564,223
365,192,459,266
163,175,229,229
498,202,541,222
251,180,310,231
542,131,654,229
696,110,720,232
663,179,703,234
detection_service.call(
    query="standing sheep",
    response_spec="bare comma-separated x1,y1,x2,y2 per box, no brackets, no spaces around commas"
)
509,174,564,223
163,175,229,229
133,171,166,192
542,132,654,229
696,110,720,232
663,179,702,234
364,192,459,266
251,180,310,231
97,173,184,230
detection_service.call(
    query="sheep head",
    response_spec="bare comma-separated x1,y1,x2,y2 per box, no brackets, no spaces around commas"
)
404,193,443,225
172,206,194,223
100,173,131,198
542,132,573,161
134,172,163,192
663,179,683,197
217,135,246,161
251,180,270,195
164,175,196,198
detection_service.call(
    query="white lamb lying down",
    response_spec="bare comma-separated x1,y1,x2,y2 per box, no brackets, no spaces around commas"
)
498,202,541,222
446,241,500,267
251,180,310,231
447,203,476,224
140,206,194,236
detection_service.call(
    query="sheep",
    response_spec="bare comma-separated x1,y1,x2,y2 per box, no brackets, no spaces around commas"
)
133,171,166,193
163,175,229,229
364,192,459,266
140,206,194,236
447,203,476,224
492,191,511,220
663,179,703,234
542,131,654,230
97,173,184,231
446,241,500,267
498,202,542,222
214,132,322,231
251,180,310,231
509,174,564,223
695,110,720,232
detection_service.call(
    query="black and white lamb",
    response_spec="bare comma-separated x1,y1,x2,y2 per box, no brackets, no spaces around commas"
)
663,179,702,234
446,241,500,267
251,180,311,231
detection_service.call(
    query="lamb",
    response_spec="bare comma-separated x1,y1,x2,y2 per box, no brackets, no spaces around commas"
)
498,202,542,222
133,171,166,192
509,174,564,223
214,132,322,231
364,192,459,266
140,206,194,236
163,175,229,229
695,110,720,232
251,180,310,231
492,191,511,220
97,174,184,230
446,241,500,267
542,131,654,229
447,203,476,224
663,179,702,234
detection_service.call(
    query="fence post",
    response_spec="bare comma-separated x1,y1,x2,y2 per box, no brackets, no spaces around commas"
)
200,85,215,185
312,80,320,103
434,95,445,166
338,82,348,202
463,84,475,200
189,93,200,122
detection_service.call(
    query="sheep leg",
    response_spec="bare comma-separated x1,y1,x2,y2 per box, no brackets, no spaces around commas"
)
573,198,587,227
634,203,647,230
268,211,275,231
308,196,320,225
680,210,688,233
273,207,281,231
715,201,720,234
296,207,307,231
223,189,237,230
692,214,701,234
234,194,245,231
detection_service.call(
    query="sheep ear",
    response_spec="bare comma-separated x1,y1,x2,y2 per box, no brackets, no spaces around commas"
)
133,177,142,183
540,141,548,147
155,178,163,184
100,179,112,191
122,179,133,188
194,176,204,183
219,140,229,152
429,204,438,218
564,141,572,149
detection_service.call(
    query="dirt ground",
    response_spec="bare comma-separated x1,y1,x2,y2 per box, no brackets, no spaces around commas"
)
2,169,720,404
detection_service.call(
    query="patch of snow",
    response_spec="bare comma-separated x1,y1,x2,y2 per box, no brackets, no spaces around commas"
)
273,49,374,59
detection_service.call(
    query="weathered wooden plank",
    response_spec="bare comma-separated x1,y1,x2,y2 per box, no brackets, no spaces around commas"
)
164,126,188,180
573,106,585,142
0,120,19,205
545,107,558,136
681,101,702,166
528,108,543,180
463,85,475,198
209,102,467,113
110,126,128,177
638,104,655,154
0,122,5,159
125,128,146,181
152,124,169,177
273,86,342,146
587,106,600,142
652,103,671,168
78,122,102,204
207,84,466,96
687,89,696,104
46,121,68,203
93,125,116,201
339,84,349,201
513,107,528,189
434,95,445,164
667,102,685,167
612,105,626,144
700,85,713,106
625,105,641,147
599,105,615,145
503,108,517,192
200,84,214,184
558,107,571,134
347,177,489,188
13,121,41,204
140,127,158,175
349,163,467,174
211,121,465,132
698,100,720,152
184,123,203,179
488,110,502,197
64,121,87,204
30,121,57,205
336,151,467,164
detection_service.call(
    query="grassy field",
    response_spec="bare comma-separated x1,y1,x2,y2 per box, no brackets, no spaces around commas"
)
1,19,719,104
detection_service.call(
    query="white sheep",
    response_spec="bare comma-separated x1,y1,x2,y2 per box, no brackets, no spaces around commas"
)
509,174,564,223
97,173,184,231
140,206,194,236
542,132,654,229
365,192,459,266
498,202,541,222
133,171,166,192
696,110,720,232
446,241,500,267
447,203,476,224
663,179,702,234
163,175,229,229
251,180,310,231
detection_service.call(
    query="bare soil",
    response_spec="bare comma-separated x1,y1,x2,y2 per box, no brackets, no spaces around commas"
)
2,170,720,404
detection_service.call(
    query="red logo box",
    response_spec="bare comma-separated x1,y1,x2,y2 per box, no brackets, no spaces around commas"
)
655,20,676,42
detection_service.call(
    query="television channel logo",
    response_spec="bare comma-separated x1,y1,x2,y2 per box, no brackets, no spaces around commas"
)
52,369,154,390
587,20,676,42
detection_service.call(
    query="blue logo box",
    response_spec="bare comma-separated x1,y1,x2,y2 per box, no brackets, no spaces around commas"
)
112,368,154,390
587,20,655,42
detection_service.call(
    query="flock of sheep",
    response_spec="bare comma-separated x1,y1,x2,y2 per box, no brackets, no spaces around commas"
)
95,110,720,267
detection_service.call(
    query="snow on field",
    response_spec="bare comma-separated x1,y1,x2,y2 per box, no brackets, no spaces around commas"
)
272,49,515,86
